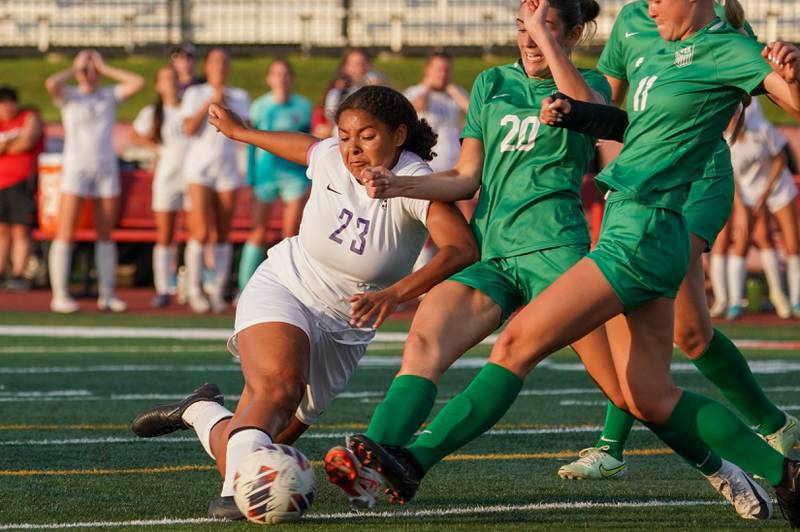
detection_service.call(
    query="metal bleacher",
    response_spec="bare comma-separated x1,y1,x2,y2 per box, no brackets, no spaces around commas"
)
0,0,798,52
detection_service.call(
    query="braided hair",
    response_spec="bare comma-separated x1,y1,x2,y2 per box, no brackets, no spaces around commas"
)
335,85,438,161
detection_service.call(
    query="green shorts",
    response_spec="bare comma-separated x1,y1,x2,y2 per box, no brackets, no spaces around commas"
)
448,244,589,323
587,195,690,311
683,174,733,250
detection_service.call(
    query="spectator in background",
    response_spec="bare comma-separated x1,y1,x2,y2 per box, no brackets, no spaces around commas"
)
404,51,469,172
131,66,190,308
170,43,201,93
323,48,372,122
44,50,144,313
180,47,249,313
239,59,311,293
0,87,43,292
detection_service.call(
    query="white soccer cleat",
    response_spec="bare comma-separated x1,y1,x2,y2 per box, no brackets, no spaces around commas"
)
770,290,792,319
763,414,800,455
557,446,627,480
209,292,227,314
705,459,772,520
50,295,79,314
324,445,382,510
709,299,728,318
98,296,127,313
188,292,210,314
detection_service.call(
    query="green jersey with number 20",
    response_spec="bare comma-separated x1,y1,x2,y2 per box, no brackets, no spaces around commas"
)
462,61,611,259
597,0,757,181
596,19,772,211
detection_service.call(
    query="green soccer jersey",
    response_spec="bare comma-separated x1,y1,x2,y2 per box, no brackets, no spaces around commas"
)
462,62,611,259
597,0,756,179
596,19,773,211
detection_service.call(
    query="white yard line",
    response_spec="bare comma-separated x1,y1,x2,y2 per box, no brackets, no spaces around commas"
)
0,499,723,530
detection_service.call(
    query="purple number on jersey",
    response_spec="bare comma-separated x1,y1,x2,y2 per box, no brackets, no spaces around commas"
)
329,208,354,244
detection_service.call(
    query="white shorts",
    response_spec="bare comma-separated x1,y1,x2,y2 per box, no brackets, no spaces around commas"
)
185,157,241,192
740,172,798,213
60,167,120,198
151,173,185,213
227,259,367,425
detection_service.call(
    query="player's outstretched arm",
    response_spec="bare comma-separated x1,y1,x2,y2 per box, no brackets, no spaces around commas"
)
763,41,800,114
208,103,317,166
349,201,479,328
360,138,484,202
540,93,628,142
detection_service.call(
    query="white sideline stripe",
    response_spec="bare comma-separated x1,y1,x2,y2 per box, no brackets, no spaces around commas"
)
0,500,722,529
1,325,799,351
0,345,223,354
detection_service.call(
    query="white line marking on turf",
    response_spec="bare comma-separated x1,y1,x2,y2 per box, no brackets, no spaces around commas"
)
0,500,723,529
0,345,224,354
0,325,798,351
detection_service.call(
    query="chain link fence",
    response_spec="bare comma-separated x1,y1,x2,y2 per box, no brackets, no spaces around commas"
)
0,0,797,52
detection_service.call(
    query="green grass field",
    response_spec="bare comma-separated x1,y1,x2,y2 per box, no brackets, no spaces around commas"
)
0,52,795,126
1,312,799,530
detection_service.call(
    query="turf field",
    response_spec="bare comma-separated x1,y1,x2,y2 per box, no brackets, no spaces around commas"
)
1,312,799,530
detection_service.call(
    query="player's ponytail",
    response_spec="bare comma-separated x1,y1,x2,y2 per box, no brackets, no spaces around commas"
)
717,0,745,30
548,0,601,40
336,85,437,162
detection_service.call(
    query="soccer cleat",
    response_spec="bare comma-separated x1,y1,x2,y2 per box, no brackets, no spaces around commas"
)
557,446,627,480
4,276,30,292
131,382,223,437
50,295,79,314
775,458,800,528
705,459,772,520
150,293,170,308
346,434,423,504
770,290,792,319
188,292,211,314
764,414,800,455
725,305,742,321
709,299,727,318
325,445,382,510
208,495,245,521
98,296,127,313
209,292,227,314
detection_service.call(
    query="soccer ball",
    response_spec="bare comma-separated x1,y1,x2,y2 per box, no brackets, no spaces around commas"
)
233,443,316,524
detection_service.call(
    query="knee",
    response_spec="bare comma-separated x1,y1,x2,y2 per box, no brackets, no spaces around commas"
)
190,226,209,244
674,323,711,359
489,330,538,378
399,331,444,381
246,373,305,413
624,392,676,425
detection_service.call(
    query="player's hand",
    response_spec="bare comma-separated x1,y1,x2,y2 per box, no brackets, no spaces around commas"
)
73,50,91,71
763,41,800,83
540,95,571,125
359,166,401,199
88,50,106,73
522,0,549,41
349,288,400,329
208,104,246,139
754,193,768,215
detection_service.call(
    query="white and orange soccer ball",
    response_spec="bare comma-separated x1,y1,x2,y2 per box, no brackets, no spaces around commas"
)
233,444,316,524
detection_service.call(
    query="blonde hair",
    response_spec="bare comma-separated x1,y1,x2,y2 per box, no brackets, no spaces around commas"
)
716,0,745,30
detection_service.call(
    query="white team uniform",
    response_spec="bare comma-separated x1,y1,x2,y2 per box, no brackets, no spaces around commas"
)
58,85,123,198
229,137,431,424
132,104,190,212
180,84,250,191
404,84,466,171
730,119,797,213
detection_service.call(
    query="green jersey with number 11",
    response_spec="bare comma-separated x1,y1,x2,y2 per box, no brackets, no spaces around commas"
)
463,61,611,259
596,19,772,211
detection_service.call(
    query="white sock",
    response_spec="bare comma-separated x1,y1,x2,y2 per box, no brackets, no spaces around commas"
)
760,248,786,296
95,241,117,300
152,244,171,295
182,401,234,460
787,255,800,307
709,254,727,307
221,428,272,497
727,255,747,308
212,243,233,297
185,239,204,297
48,239,73,299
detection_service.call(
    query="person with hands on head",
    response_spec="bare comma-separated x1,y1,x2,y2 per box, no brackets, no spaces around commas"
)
130,84,477,521
543,0,800,485
179,47,250,314
44,49,144,314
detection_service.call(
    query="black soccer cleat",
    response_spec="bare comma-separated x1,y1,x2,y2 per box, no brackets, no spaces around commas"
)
347,434,424,504
208,495,245,521
130,382,223,438
776,458,800,528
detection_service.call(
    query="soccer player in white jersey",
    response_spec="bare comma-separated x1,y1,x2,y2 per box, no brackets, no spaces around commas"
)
44,49,144,313
131,65,190,308
131,85,478,520
180,48,250,313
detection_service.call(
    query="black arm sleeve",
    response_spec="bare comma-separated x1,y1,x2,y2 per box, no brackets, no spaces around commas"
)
549,92,629,142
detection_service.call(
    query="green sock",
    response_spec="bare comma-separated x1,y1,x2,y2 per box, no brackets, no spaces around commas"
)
692,329,785,436
596,401,636,461
238,242,265,292
407,363,523,472
364,375,437,446
655,390,785,485
643,412,722,476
